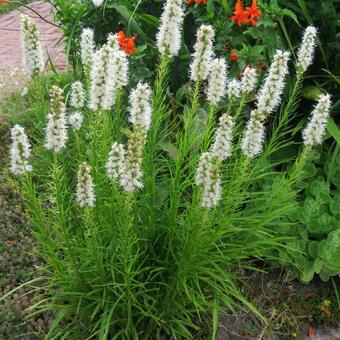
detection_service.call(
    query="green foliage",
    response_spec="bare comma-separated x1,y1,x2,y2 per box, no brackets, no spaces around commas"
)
51,0,300,82
277,143,340,283
0,47,314,338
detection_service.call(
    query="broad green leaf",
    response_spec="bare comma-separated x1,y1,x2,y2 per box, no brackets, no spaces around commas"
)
327,118,340,146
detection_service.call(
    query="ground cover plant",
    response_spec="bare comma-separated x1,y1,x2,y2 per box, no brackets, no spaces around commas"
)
1,1,337,339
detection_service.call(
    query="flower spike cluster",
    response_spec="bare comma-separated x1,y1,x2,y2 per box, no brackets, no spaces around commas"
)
76,162,96,207
241,50,289,159
190,25,215,82
106,82,152,192
241,110,266,158
157,0,184,57
120,130,146,192
68,111,84,131
195,152,213,186
256,50,290,115
109,34,129,92
20,14,44,75
80,28,95,72
241,66,257,94
70,81,85,109
196,112,234,208
89,44,115,111
207,58,228,105
10,125,32,176
107,33,130,99
128,82,152,132
196,153,221,208
211,113,234,161
106,142,125,180
302,94,331,148
200,160,221,208
45,86,68,153
227,79,241,100
296,26,317,73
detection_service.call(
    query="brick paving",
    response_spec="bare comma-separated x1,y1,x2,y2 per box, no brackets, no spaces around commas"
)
0,1,65,70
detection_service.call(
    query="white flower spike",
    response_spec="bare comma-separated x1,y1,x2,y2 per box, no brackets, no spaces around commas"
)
156,0,184,57
80,28,95,72
120,130,145,192
68,111,84,131
106,142,125,180
76,162,96,208
200,160,221,209
241,66,257,94
297,26,317,73
241,110,266,158
128,82,152,132
10,125,32,176
107,33,129,94
195,152,213,186
302,93,331,148
20,14,44,74
227,79,241,100
207,58,228,105
45,86,68,153
70,81,85,109
89,44,115,111
190,24,215,82
257,50,290,115
211,113,234,161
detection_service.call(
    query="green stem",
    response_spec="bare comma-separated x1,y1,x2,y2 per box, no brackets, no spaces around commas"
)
203,105,216,150
266,72,303,154
234,95,246,122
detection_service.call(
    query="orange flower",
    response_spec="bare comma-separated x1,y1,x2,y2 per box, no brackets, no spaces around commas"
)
231,0,261,27
231,0,249,27
0,0,8,4
117,31,137,56
258,61,265,69
244,0,262,27
230,49,239,61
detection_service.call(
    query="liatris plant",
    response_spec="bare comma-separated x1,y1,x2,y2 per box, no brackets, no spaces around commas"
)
4,9,331,338
20,14,44,75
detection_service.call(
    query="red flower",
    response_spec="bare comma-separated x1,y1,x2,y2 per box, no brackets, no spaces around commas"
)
258,61,265,69
231,0,249,27
244,0,262,27
186,0,207,5
0,0,8,4
7,240,14,246
230,49,239,61
117,31,137,56
231,0,261,27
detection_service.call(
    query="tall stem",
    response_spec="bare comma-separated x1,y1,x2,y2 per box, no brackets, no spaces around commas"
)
266,72,303,154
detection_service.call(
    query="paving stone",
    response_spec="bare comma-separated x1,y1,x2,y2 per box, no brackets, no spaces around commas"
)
0,1,65,70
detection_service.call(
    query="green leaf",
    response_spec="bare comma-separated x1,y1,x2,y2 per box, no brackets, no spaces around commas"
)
280,9,300,26
327,118,340,146
301,261,315,283
112,4,143,34
160,142,179,161
330,196,340,216
314,258,323,274
308,241,319,258
302,86,323,100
